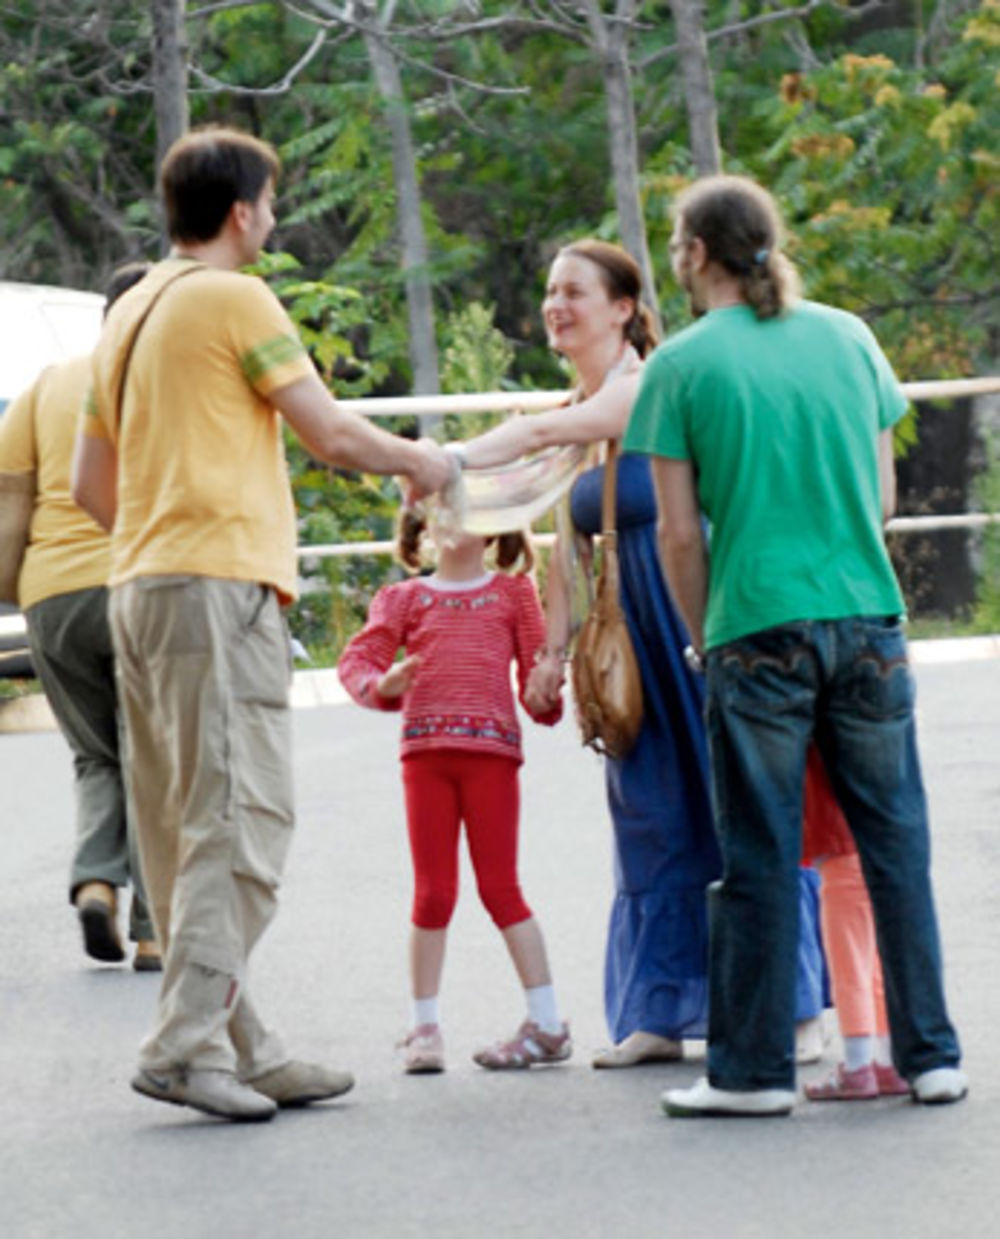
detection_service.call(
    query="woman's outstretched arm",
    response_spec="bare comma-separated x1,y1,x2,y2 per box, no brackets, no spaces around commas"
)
459,372,641,469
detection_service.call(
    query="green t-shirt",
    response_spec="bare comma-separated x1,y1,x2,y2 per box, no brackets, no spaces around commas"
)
623,301,907,649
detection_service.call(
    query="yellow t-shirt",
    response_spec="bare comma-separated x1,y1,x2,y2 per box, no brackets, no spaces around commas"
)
0,355,110,610
83,259,315,602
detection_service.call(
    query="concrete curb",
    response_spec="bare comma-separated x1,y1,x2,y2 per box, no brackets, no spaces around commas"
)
284,635,1000,709
2,634,997,735
289,668,349,710
908,634,1000,664
0,692,57,734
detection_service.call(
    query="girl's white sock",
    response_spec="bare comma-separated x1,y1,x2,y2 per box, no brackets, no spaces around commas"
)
525,983,562,1034
412,995,440,1029
843,1034,874,1071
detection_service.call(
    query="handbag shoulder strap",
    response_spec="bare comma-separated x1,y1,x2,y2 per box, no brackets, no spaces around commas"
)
113,261,207,426
600,438,620,540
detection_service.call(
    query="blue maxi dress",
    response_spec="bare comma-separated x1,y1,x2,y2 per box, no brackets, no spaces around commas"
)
570,453,825,1043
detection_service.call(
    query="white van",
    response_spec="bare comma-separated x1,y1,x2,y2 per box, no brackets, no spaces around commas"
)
0,280,104,414
0,281,104,674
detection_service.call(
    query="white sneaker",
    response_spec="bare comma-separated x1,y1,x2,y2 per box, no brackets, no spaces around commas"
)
132,1066,278,1122
911,1067,968,1105
662,1076,796,1118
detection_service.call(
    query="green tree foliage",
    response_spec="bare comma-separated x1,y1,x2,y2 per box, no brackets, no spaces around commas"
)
0,2,158,283
750,13,999,380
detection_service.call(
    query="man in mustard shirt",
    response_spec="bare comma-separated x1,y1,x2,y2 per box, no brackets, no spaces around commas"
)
0,263,158,970
73,126,452,1123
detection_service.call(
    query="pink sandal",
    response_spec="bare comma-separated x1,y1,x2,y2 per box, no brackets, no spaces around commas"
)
473,1020,572,1070
805,1062,879,1101
400,1024,445,1074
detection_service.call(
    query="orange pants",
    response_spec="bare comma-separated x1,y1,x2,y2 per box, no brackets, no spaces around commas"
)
817,852,889,1038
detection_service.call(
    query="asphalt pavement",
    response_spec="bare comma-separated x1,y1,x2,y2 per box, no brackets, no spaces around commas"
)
1,647,999,1239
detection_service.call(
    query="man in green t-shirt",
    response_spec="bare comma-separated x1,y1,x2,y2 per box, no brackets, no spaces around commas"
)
624,174,965,1117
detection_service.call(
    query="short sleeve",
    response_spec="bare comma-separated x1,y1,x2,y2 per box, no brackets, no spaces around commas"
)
623,350,690,461
231,280,313,398
78,378,112,442
867,331,908,432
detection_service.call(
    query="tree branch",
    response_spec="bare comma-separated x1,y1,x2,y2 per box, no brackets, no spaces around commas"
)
640,0,892,71
289,0,535,94
858,288,1000,320
188,26,332,96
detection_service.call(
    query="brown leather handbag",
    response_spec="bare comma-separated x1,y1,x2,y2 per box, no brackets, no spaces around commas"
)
570,439,643,759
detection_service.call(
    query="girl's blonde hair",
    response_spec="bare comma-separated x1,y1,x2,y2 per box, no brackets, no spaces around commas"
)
397,508,535,575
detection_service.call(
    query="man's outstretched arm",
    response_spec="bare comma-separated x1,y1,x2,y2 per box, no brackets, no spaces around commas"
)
271,371,452,500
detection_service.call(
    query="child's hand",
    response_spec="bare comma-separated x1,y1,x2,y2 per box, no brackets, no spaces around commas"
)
377,654,421,699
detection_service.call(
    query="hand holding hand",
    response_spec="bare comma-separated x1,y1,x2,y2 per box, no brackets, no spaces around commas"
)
404,438,455,504
377,654,422,699
525,655,564,715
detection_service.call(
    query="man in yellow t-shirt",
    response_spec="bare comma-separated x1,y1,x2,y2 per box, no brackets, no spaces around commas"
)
0,263,158,970
73,126,452,1124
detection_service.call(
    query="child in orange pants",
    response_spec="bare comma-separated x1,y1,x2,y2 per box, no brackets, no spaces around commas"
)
802,749,909,1100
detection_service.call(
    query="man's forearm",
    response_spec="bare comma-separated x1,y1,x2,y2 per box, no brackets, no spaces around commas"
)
659,533,708,654
71,434,117,532
272,372,450,496
649,457,708,653
323,411,424,477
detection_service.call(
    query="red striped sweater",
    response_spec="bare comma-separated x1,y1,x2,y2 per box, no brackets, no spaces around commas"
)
337,572,561,762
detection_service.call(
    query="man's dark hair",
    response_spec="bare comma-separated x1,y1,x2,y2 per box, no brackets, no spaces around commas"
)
103,261,151,316
675,174,801,320
159,127,280,244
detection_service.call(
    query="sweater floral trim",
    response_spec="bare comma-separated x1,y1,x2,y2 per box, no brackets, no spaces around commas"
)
403,713,520,748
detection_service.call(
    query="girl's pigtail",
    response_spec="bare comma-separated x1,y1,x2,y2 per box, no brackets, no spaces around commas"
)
494,531,534,574
397,507,427,572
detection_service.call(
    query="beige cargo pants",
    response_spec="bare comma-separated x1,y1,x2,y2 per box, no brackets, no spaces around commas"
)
111,576,293,1076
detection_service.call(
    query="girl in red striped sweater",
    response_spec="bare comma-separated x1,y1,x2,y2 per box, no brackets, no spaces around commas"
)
338,510,570,1074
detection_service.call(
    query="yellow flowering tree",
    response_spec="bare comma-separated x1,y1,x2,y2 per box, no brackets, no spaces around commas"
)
749,7,999,380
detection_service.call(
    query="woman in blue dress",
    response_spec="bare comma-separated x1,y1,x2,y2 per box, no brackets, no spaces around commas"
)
457,240,824,1066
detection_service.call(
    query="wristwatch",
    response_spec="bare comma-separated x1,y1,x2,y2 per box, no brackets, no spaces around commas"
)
683,644,706,674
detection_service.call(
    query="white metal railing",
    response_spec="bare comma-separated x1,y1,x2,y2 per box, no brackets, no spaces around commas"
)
4,380,997,667
298,375,1000,559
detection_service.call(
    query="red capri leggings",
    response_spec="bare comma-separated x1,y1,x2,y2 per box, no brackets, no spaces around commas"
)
401,750,533,931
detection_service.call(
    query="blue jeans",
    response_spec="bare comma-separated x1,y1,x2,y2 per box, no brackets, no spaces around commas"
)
704,617,961,1091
